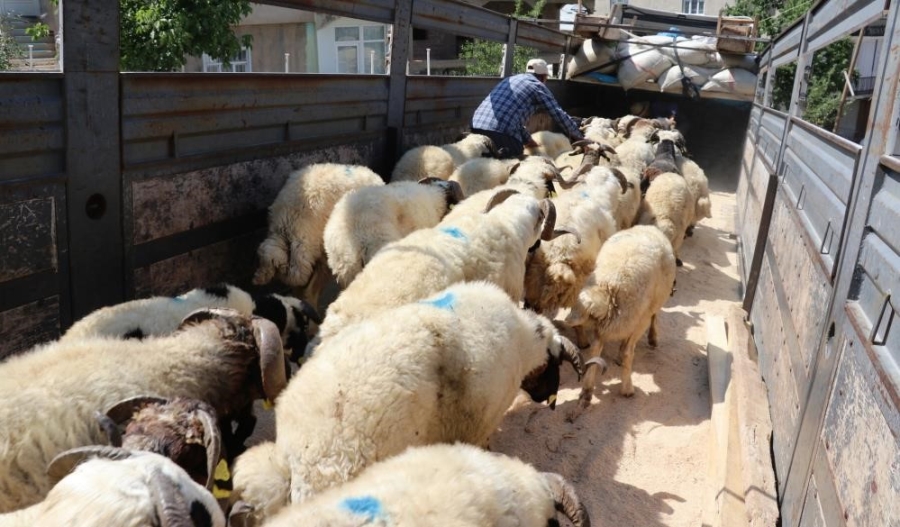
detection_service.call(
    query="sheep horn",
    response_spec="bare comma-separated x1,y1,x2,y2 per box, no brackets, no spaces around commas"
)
541,472,592,527
584,357,609,375
416,176,444,185
252,316,288,403
95,411,123,447
47,445,134,485
556,335,585,380
609,168,629,194
508,161,522,174
196,405,222,491
148,468,195,527
105,395,170,425
297,300,322,325
228,501,254,527
550,229,581,244
539,199,558,241
484,189,520,213
444,180,466,205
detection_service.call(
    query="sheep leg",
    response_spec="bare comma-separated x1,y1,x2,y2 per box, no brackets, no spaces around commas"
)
301,259,336,314
577,339,605,408
619,332,643,397
647,314,658,348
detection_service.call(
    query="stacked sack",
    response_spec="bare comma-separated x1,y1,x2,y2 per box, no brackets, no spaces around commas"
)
566,32,758,99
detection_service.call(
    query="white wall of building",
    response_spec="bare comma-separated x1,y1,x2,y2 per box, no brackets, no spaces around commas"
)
316,14,390,74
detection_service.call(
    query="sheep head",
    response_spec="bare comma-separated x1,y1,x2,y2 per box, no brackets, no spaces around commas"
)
96,396,222,491
520,317,586,409
542,472,592,527
252,293,321,365
179,308,288,404
48,447,222,527
418,177,466,209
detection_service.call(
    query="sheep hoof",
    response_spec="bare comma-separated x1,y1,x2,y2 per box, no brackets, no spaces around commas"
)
686,225,695,237
648,338,657,348
620,385,635,397
676,258,684,267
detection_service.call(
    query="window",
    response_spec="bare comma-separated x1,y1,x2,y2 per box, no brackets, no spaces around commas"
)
202,48,252,72
334,25,386,74
610,0,628,8
682,0,704,13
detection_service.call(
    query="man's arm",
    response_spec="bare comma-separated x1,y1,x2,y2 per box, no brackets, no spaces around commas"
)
532,82,584,141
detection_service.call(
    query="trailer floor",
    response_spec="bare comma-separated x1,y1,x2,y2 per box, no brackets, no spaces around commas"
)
489,176,743,527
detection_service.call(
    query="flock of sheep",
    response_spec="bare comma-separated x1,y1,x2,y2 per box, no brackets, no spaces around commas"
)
0,112,711,527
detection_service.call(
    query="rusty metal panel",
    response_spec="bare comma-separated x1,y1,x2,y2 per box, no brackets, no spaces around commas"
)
736,138,768,280
780,122,861,276
121,74,390,169
255,0,394,24
0,197,57,283
0,297,60,361
759,109,787,172
0,75,65,182
798,445,847,527
133,230,264,299
516,19,569,51
806,0,885,52
412,0,510,42
753,252,803,485
821,320,900,526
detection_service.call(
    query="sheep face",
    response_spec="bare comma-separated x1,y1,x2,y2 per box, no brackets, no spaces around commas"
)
519,315,586,409
252,293,321,364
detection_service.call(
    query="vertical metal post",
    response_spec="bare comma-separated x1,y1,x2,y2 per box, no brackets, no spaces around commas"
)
28,44,34,69
742,173,779,314
426,48,431,75
285,52,290,73
63,0,125,320
386,0,413,171
501,18,517,77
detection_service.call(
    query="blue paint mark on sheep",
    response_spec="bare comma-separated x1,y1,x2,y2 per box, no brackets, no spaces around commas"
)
340,496,385,521
420,292,456,311
344,166,353,177
438,226,468,242
580,191,590,199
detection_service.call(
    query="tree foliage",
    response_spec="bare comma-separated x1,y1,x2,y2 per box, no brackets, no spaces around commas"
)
0,17,22,70
120,0,253,72
804,38,855,129
458,0,544,76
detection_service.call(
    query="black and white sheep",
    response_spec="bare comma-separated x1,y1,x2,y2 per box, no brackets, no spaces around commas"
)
0,447,225,527
235,443,590,527
0,308,286,512
60,283,321,360
230,282,586,524
323,178,464,288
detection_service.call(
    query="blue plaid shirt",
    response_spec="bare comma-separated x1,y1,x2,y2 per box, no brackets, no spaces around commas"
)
471,73,584,145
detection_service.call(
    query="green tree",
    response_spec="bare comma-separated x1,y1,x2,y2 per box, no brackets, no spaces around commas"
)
0,16,22,70
724,0,811,52
458,0,544,76
120,0,253,72
804,38,855,129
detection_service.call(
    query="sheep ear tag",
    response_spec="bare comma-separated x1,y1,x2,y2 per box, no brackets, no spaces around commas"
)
262,399,275,410
212,459,232,499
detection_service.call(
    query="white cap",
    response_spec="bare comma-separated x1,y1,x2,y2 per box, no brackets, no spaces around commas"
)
526,58,549,76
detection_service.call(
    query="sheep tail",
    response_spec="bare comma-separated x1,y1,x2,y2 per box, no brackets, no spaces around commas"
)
542,472,591,527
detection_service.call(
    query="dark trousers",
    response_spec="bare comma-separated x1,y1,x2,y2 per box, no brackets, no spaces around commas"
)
471,128,523,159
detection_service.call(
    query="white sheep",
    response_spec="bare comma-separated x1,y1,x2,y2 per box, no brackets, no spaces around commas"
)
0,308,286,512
390,134,494,182
230,282,586,524
637,171,694,265
238,443,590,527
0,448,225,527
311,192,565,346
613,164,643,230
611,119,659,177
565,225,676,403
524,130,573,159
323,178,464,288
448,157,517,196
581,116,620,145
390,144,456,182
524,166,626,317
442,156,564,222
677,155,712,232
60,284,321,359
253,163,385,308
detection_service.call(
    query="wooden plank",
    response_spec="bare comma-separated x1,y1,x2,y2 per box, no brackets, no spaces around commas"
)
0,296,60,361
729,306,780,527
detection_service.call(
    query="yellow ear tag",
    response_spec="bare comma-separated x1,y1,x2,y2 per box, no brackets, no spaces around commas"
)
215,459,232,481
262,399,274,410
212,459,233,499
549,190,558,198
548,394,557,406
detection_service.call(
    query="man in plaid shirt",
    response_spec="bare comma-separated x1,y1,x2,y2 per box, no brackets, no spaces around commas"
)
471,58,584,158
